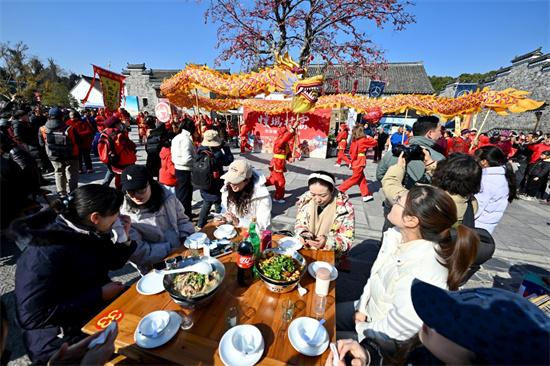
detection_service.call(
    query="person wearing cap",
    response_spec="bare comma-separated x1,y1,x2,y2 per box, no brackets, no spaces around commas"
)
98,116,136,189
496,130,512,156
295,171,354,256
196,130,234,229
265,120,299,203
119,165,194,275
328,278,550,366
334,122,351,167
336,184,479,344
39,108,81,197
215,160,272,230
447,128,471,154
468,127,478,143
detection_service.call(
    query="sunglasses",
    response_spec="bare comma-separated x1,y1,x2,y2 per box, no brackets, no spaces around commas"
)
126,184,149,197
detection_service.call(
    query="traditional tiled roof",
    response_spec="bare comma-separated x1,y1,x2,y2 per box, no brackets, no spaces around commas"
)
306,62,434,95
80,75,102,92
511,47,542,63
528,53,550,66
126,63,146,69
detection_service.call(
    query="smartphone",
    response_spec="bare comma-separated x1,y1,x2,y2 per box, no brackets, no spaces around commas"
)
152,255,183,270
300,232,316,240
330,342,339,366
210,244,232,258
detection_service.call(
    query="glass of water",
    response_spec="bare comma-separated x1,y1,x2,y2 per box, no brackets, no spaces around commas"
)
281,299,295,322
179,306,194,330
314,294,327,317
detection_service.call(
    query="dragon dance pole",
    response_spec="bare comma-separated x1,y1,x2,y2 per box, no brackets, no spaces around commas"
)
194,89,200,118
402,109,409,144
469,110,491,151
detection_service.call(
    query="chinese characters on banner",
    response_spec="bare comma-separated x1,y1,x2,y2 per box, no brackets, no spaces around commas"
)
244,108,331,159
81,65,126,112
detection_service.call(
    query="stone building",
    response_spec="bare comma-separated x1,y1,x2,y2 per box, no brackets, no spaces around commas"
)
439,47,549,132
122,63,230,115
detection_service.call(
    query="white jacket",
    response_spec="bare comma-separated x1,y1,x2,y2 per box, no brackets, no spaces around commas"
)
355,228,448,341
121,187,195,275
221,170,272,231
171,130,196,171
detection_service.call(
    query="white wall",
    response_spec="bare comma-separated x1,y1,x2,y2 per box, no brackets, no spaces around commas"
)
70,79,104,108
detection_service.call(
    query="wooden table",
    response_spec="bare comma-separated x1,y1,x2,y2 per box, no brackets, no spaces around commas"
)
82,224,336,365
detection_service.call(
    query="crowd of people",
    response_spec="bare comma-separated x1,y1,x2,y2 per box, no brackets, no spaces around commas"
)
1,94,549,365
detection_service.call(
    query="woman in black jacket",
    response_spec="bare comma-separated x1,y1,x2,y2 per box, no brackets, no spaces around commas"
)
11,184,136,364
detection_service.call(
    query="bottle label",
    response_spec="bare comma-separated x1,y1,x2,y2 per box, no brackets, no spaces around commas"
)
237,254,254,269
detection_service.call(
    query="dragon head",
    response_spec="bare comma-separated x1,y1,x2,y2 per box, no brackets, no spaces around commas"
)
291,75,324,113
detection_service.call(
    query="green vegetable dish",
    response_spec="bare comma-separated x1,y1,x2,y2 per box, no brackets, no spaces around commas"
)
258,252,301,281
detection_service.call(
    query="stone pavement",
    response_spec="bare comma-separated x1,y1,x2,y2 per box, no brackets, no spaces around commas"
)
1,129,549,365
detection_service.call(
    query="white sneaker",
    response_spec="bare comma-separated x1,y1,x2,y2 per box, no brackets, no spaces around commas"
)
518,194,534,201
363,196,374,202
334,163,341,167
272,198,286,204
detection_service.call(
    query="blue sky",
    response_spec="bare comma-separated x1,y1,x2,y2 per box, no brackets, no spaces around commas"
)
1,0,548,78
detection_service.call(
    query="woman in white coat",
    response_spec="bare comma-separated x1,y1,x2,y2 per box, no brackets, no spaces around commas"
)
214,160,272,231
336,181,479,344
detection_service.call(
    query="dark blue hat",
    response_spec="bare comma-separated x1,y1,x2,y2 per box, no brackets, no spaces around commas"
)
49,108,62,117
411,279,550,365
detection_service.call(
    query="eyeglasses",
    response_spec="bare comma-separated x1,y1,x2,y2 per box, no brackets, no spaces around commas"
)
392,194,405,209
127,184,149,197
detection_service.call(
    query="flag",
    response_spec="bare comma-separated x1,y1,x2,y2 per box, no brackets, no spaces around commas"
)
369,81,386,98
81,65,126,112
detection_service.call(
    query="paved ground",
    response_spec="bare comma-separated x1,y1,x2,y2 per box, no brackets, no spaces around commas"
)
2,129,549,365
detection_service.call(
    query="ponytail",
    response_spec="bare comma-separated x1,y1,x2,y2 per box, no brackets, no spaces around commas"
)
504,162,518,202
437,225,480,290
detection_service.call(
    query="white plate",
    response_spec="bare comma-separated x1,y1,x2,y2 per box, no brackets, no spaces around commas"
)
184,237,210,249
288,317,329,357
308,261,338,281
219,325,264,366
134,311,181,349
137,310,171,337
214,229,237,240
278,237,303,251
136,272,165,295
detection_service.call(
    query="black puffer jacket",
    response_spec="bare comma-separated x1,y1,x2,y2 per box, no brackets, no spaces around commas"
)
11,210,136,364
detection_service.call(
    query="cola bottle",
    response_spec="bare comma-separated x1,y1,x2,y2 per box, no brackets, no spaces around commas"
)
237,231,254,286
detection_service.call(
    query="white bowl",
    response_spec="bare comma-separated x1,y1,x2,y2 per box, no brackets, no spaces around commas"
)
137,311,171,337
188,232,207,245
230,325,263,355
218,224,235,236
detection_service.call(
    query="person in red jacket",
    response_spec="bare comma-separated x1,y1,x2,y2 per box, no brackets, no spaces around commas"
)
95,109,106,132
496,130,513,157
239,121,253,154
67,110,94,174
99,117,137,189
335,122,351,167
448,129,471,154
338,125,378,202
136,111,147,144
159,134,177,193
265,121,299,203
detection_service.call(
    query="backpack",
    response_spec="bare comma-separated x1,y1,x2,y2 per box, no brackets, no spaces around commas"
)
145,132,164,154
191,149,219,190
98,130,136,167
42,125,75,158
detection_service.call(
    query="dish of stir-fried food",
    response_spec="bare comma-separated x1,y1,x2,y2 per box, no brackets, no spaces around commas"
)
170,270,221,297
257,253,301,281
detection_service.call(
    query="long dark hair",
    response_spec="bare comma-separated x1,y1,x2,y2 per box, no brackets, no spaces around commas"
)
404,186,479,290
125,179,165,213
474,145,517,202
431,154,482,197
52,184,123,225
225,176,255,217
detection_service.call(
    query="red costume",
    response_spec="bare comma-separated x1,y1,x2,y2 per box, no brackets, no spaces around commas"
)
338,136,377,198
136,112,147,144
265,126,296,201
240,124,253,153
335,125,351,165
448,137,471,154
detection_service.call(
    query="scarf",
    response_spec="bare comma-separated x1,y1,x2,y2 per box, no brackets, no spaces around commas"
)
309,195,337,238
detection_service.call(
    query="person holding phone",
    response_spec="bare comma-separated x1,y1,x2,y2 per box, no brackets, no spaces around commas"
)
11,185,136,364
295,171,354,256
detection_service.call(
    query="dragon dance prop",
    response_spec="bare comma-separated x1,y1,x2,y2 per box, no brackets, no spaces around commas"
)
161,53,544,120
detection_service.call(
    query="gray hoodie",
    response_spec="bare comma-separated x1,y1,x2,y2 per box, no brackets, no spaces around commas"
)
376,136,445,188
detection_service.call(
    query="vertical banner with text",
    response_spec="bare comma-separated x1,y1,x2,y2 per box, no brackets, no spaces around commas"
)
81,65,126,112
243,108,331,159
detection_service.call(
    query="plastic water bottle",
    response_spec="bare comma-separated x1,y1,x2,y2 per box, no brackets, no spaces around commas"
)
249,218,261,257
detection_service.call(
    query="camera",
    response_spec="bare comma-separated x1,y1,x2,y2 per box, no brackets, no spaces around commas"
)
392,144,425,163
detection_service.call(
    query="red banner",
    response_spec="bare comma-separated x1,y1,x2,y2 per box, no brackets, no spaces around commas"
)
243,108,331,158
82,65,126,112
